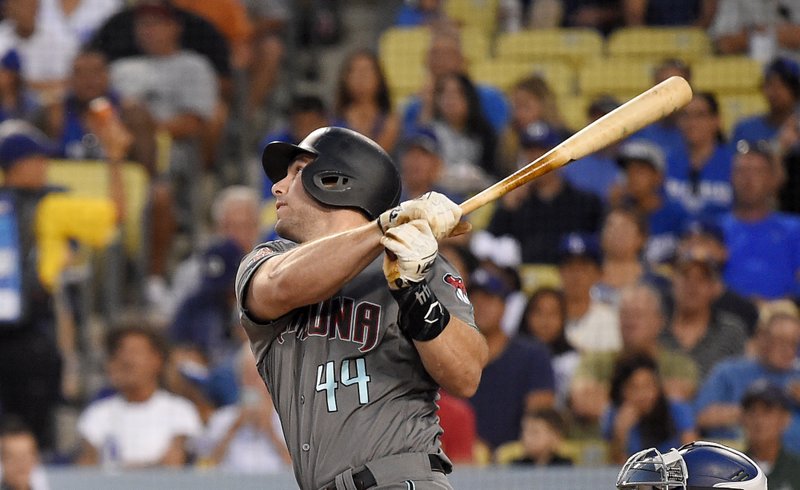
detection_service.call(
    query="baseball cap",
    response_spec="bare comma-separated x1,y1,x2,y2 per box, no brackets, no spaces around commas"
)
519,121,561,150
680,217,724,244
0,121,54,170
468,267,511,299
741,381,793,411
765,57,800,98
617,140,666,173
401,127,440,156
673,247,720,277
0,49,21,72
558,232,602,265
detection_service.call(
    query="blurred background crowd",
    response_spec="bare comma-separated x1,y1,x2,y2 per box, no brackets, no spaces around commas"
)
1,0,800,488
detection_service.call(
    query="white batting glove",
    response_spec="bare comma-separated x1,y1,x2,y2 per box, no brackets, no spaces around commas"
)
381,220,438,289
377,192,463,240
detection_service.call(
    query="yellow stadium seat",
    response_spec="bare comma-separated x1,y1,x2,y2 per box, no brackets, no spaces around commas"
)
579,58,656,99
461,27,491,65
557,95,589,132
445,0,499,34
470,59,577,95
47,160,149,257
379,27,431,102
718,93,768,138
692,56,764,95
494,440,525,465
495,28,604,68
607,27,712,62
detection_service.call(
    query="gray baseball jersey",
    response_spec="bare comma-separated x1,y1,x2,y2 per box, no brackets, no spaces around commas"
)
235,239,476,490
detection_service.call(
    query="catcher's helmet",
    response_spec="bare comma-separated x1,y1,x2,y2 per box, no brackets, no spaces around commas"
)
616,441,767,490
261,127,401,220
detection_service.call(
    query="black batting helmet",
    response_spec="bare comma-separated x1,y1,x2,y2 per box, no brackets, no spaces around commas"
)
261,127,401,220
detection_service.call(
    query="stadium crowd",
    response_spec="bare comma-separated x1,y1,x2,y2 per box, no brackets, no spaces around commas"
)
1,0,800,488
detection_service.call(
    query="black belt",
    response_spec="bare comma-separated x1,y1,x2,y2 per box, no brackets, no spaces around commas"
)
322,454,446,490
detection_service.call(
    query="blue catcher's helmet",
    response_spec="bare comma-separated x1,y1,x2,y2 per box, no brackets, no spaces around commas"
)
616,441,767,490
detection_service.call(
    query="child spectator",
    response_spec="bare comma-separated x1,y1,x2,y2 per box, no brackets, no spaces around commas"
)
511,408,573,467
0,417,49,490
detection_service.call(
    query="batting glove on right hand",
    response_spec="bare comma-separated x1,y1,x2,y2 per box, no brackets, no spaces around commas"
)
377,191,468,240
381,219,438,289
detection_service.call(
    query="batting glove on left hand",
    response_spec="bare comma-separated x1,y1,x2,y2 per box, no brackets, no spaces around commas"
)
381,219,438,289
377,191,468,240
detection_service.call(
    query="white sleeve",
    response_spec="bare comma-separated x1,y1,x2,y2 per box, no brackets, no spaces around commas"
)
709,0,747,39
169,396,204,438
177,56,217,121
76,402,108,448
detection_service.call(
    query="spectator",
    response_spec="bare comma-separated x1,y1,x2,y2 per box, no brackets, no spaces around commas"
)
603,353,697,464
0,49,39,123
499,74,567,177
710,0,800,62
610,139,689,265
720,140,800,302
0,0,79,98
694,312,800,453
0,417,48,490
570,283,699,430
396,127,462,202
429,72,498,194
634,59,692,162
109,0,217,250
467,267,555,450
662,248,748,380
776,106,800,215
168,186,262,359
511,408,573,466
76,323,202,468
517,287,579,408
557,232,621,353
88,1,231,84
742,382,800,489
487,122,603,265
560,95,623,203
401,28,509,135
333,49,400,153
623,0,717,27
732,57,800,145
675,217,760,336
195,343,291,473
668,92,735,219
594,206,667,305
0,120,119,454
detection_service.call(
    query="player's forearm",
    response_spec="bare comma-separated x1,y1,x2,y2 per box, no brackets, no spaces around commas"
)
247,225,384,320
415,317,488,398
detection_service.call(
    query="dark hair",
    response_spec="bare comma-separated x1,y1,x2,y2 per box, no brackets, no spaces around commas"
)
604,205,650,242
0,415,33,439
609,353,675,449
105,321,170,362
524,407,568,437
518,287,574,356
439,242,479,279
335,49,392,115
654,58,691,81
694,92,725,144
434,72,498,176
288,94,327,116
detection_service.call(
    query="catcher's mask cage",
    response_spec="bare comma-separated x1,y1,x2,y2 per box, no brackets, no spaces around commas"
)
261,126,401,220
616,441,767,490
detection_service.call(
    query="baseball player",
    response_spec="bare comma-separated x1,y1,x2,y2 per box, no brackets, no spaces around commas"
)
235,127,488,490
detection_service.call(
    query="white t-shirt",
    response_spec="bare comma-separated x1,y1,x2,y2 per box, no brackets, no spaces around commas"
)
196,405,287,474
565,300,622,353
38,0,123,45
0,19,78,84
77,390,202,466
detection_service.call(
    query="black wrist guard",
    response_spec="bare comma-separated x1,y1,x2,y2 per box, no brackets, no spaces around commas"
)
390,280,451,341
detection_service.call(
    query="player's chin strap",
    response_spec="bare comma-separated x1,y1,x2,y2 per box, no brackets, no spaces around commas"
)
390,280,451,341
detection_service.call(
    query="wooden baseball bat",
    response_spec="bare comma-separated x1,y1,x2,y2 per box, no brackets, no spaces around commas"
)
459,76,693,215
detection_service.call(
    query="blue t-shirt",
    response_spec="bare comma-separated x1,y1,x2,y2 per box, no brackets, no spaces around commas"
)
402,84,510,135
731,115,780,146
468,336,554,449
634,121,685,163
602,400,695,456
665,143,734,219
560,153,621,203
645,197,691,264
694,357,800,452
720,212,800,300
